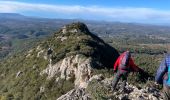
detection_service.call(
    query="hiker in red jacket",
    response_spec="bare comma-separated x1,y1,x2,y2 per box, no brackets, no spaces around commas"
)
112,51,144,91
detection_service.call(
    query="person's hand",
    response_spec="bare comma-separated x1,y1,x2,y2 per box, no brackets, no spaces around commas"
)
154,82,159,86
138,68,144,73
114,70,117,73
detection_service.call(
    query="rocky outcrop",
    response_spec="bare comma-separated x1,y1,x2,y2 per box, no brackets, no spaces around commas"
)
92,75,163,100
41,54,93,88
57,74,163,100
112,83,163,100
16,71,22,78
61,22,90,34
57,88,91,100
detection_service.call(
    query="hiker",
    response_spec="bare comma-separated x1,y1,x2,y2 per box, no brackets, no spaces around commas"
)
47,48,53,55
112,51,144,91
155,54,170,100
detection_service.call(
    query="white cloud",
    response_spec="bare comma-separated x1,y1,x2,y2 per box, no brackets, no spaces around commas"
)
1,1,170,23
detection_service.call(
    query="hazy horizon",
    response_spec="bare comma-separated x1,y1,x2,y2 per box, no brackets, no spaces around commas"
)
1,0,170,25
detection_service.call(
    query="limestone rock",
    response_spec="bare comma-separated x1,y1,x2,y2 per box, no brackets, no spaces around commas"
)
57,88,91,100
97,78,163,100
37,50,44,57
89,74,104,82
41,54,93,88
56,36,67,41
40,86,45,93
16,71,22,78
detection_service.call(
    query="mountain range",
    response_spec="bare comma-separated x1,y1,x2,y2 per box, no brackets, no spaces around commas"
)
1,13,170,60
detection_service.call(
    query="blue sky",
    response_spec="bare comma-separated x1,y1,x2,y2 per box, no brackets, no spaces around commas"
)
11,0,170,9
1,0,170,24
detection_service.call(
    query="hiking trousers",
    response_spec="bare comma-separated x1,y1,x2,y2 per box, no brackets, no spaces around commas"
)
112,70,128,91
163,85,170,100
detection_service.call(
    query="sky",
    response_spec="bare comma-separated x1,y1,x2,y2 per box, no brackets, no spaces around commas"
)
1,0,170,24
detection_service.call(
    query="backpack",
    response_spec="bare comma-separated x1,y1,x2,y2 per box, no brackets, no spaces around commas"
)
165,66,170,85
119,51,130,70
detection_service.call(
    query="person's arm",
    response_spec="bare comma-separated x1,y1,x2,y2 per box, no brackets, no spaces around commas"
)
155,58,167,84
129,58,140,72
114,57,120,71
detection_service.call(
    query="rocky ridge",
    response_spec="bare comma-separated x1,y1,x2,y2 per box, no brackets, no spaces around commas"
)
53,23,163,100
1,22,114,99
38,22,119,88
57,74,163,100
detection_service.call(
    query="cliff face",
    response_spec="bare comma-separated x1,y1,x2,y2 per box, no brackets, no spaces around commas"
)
41,54,93,88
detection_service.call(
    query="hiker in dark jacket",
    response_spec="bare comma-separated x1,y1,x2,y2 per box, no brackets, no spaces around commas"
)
112,51,144,91
155,54,170,100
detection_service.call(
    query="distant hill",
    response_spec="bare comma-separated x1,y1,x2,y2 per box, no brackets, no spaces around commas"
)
0,13,28,19
0,13,72,59
1,13,170,60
